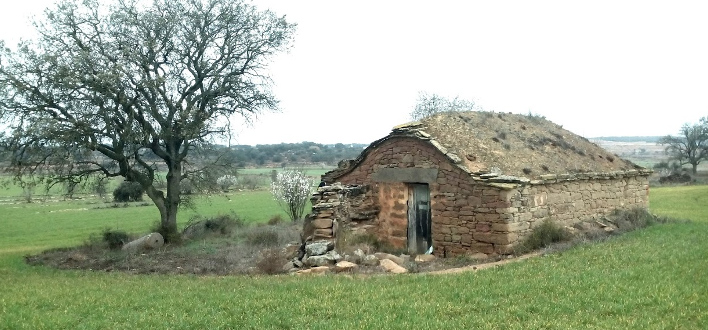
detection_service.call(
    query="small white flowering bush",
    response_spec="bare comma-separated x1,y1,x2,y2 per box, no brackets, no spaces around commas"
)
270,170,315,222
216,175,238,191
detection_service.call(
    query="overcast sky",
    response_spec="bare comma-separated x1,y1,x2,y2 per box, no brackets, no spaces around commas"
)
2,1,707,145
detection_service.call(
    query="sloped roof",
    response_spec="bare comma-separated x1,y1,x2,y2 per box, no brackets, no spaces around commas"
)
326,111,649,183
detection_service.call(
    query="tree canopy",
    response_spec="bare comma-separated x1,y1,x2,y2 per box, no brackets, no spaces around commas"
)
658,118,708,175
0,0,296,240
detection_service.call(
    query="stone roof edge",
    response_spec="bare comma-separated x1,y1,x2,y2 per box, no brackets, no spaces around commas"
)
472,169,654,190
322,124,462,182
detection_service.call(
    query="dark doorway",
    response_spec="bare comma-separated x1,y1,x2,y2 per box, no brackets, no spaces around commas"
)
407,183,432,255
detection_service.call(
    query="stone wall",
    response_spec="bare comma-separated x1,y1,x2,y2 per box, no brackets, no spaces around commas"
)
303,183,379,246
330,136,511,256
322,136,652,257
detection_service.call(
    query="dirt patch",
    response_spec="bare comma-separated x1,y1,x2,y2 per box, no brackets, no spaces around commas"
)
26,208,667,276
25,243,538,276
25,224,530,276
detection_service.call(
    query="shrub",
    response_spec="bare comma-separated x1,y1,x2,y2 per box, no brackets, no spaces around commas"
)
103,229,131,250
112,181,144,202
216,175,238,191
182,213,244,240
255,248,288,275
514,220,571,255
244,227,280,247
92,178,108,199
270,169,315,221
267,214,284,225
610,208,669,233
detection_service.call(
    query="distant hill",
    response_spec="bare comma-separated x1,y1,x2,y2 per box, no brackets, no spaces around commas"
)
591,136,662,143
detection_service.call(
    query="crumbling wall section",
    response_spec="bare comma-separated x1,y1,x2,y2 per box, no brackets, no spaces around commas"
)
304,183,379,246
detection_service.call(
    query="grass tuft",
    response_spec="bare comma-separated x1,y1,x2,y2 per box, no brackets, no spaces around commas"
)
514,219,572,255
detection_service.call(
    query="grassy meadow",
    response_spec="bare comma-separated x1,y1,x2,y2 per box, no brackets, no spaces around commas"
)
0,185,706,329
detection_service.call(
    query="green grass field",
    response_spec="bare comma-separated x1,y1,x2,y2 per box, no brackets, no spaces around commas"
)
0,185,706,329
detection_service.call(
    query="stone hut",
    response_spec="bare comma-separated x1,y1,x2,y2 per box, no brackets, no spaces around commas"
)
310,111,651,258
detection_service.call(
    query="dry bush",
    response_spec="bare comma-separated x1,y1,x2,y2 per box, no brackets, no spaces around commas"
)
102,229,131,250
514,220,572,255
267,214,285,225
255,248,288,275
244,227,280,247
182,213,244,240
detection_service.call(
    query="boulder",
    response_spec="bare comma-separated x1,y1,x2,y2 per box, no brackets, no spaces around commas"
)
374,253,404,266
305,241,333,256
414,254,437,263
380,259,408,274
334,261,358,272
305,250,342,267
122,232,164,252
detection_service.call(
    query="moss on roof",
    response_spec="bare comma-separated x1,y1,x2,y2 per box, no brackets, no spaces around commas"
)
413,111,642,178
325,111,647,183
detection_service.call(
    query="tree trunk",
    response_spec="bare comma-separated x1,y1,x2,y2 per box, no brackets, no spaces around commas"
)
692,163,698,175
143,164,182,242
163,163,182,241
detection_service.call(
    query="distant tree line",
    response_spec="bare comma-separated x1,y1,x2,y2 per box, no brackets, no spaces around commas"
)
0,142,367,170
218,142,367,168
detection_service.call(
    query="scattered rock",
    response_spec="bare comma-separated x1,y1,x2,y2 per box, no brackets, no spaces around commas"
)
414,254,436,263
361,254,379,266
334,261,357,272
305,250,342,267
374,253,404,266
305,241,333,256
343,253,361,264
310,266,330,274
295,266,330,276
282,261,296,273
379,259,408,274
121,232,164,252
283,243,301,260
353,249,366,259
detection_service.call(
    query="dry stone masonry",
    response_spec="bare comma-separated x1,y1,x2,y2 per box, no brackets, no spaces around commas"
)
314,112,652,258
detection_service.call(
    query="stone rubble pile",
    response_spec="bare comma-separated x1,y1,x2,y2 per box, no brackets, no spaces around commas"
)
282,240,437,275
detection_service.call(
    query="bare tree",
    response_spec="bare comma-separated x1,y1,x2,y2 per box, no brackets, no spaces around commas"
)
410,92,478,120
0,0,296,240
658,119,708,175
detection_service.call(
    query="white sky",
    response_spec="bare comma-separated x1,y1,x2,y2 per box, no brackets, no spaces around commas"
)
2,1,707,145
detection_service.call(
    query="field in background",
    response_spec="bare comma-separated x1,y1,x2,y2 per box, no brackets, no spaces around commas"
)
0,185,706,328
